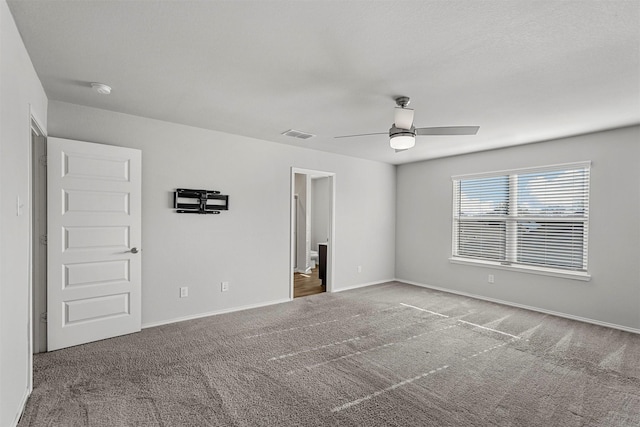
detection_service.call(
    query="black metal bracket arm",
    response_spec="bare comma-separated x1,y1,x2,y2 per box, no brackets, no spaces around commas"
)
174,188,229,214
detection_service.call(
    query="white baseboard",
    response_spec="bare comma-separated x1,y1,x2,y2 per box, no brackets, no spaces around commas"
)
142,298,291,329
397,278,640,335
332,279,396,293
11,387,30,427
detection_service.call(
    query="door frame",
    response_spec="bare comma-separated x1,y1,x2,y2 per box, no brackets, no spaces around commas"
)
30,121,47,355
289,167,336,299
28,111,46,393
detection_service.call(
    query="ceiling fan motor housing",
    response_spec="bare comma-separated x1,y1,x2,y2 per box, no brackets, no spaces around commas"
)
389,124,416,138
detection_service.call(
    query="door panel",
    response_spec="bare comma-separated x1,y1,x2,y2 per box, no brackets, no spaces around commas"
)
63,226,130,251
64,293,130,324
47,137,141,351
63,259,130,287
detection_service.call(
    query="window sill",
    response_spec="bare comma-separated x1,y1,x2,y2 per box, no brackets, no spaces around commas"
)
449,257,591,281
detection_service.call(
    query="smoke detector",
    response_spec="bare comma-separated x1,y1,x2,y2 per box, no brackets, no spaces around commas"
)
91,82,112,95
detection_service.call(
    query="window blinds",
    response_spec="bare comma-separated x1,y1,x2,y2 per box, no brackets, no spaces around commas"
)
452,162,590,272
454,176,508,261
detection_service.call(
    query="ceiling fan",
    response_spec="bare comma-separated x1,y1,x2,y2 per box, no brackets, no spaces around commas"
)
335,96,479,152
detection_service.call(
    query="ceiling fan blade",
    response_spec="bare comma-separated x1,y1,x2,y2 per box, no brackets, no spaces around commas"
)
416,126,480,136
334,132,387,139
394,107,414,130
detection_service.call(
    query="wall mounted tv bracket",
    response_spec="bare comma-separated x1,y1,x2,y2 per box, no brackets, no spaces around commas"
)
174,188,229,214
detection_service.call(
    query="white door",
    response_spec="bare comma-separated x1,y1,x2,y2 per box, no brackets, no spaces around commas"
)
47,138,142,351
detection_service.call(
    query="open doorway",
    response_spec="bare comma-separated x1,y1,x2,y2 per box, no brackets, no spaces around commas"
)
290,168,335,299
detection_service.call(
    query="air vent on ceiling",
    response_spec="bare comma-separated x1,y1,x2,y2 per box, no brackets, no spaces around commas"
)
281,129,315,140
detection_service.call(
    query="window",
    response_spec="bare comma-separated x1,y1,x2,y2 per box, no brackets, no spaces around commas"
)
451,162,590,279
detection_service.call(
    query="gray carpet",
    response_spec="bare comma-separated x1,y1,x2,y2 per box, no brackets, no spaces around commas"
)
19,282,640,426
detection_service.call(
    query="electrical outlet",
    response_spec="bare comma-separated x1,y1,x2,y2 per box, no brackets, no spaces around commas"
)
357,265,362,273
488,274,495,284
180,286,188,298
221,281,229,292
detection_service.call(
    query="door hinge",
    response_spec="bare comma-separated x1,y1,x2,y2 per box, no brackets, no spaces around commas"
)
40,235,47,245
40,312,47,323
39,155,47,167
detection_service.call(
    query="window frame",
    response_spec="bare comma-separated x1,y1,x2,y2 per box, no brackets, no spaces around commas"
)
450,161,591,281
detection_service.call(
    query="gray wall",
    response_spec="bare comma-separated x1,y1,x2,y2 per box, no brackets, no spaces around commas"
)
294,173,310,272
0,1,48,425
311,177,330,251
48,101,396,327
396,126,640,331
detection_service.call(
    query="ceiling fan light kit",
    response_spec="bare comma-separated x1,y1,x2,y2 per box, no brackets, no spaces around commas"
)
389,125,416,149
390,134,415,150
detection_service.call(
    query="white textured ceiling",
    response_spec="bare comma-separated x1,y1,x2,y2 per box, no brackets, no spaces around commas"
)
8,0,640,165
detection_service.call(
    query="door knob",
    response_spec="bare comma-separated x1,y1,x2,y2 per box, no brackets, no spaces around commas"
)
127,247,139,254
